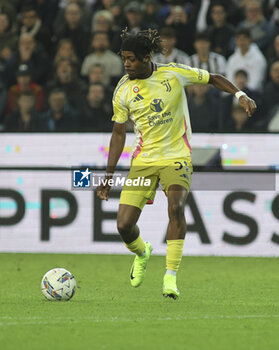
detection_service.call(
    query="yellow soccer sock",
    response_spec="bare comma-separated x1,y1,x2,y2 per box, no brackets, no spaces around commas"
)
166,239,184,272
125,236,145,256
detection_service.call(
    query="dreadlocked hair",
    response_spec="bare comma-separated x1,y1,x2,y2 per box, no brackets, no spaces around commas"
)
120,28,163,61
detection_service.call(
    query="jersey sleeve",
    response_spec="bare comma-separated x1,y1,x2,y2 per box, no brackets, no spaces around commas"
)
167,63,210,86
111,77,129,124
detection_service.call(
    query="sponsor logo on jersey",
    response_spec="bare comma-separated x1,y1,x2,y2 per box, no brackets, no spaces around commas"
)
150,99,164,112
147,110,173,127
132,94,144,103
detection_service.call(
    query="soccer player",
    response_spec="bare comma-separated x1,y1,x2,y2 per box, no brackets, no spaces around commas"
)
97,29,256,299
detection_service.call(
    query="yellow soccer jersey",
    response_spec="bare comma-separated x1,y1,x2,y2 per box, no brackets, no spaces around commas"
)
112,62,210,162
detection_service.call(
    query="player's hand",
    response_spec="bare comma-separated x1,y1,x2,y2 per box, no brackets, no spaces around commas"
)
238,95,257,117
97,183,111,201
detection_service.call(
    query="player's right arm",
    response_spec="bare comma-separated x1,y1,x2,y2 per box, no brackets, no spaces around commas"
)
97,122,126,201
97,76,129,201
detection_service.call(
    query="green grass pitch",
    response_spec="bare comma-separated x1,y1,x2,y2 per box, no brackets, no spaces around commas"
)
1,253,279,350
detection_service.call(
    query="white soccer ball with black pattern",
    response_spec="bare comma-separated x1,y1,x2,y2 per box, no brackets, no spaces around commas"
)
41,268,77,301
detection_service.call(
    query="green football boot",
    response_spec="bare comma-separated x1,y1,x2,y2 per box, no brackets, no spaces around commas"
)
162,274,180,299
130,242,153,288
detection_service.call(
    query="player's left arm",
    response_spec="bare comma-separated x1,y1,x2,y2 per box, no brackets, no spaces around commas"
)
208,73,257,117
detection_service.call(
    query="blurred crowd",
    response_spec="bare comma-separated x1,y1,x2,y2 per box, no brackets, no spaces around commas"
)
0,0,279,133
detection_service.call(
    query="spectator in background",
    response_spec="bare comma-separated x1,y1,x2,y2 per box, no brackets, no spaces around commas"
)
228,104,252,131
262,61,279,120
226,0,246,26
54,0,92,32
81,31,123,86
92,0,122,26
59,0,96,8
88,63,107,85
123,1,154,34
54,2,90,60
4,91,44,131
267,34,279,68
0,12,17,81
4,33,49,87
0,12,18,53
159,0,192,25
19,5,52,53
226,28,267,91
208,2,235,58
80,82,112,131
91,10,121,53
152,27,189,64
221,69,261,129
32,0,59,31
271,1,279,36
263,0,279,24
0,1,17,24
193,0,214,32
91,9,113,32
189,31,227,75
88,63,114,99
53,38,80,72
191,0,237,31
40,88,79,131
0,44,12,82
46,58,87,110
267,106,279,131
237,0,274,54
158,1,195,54
144,0,161,28
6,64,44,114
188,84,220,132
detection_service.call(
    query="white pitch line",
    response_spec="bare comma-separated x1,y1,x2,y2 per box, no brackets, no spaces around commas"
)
1,314,279,326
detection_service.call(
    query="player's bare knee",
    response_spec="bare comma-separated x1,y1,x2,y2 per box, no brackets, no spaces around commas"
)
117,219,134,236
117,219,138,243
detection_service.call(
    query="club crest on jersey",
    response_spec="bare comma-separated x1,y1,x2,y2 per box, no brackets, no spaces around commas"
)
133,86,139,93
150,99,164,112
161,79,172,92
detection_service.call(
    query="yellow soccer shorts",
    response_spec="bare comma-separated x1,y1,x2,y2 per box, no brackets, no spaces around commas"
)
119,157,192,210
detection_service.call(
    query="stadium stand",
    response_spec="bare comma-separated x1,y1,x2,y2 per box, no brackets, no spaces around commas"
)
0,0,279,132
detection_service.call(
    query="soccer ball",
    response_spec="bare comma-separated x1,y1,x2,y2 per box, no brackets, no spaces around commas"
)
41,268,77,301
